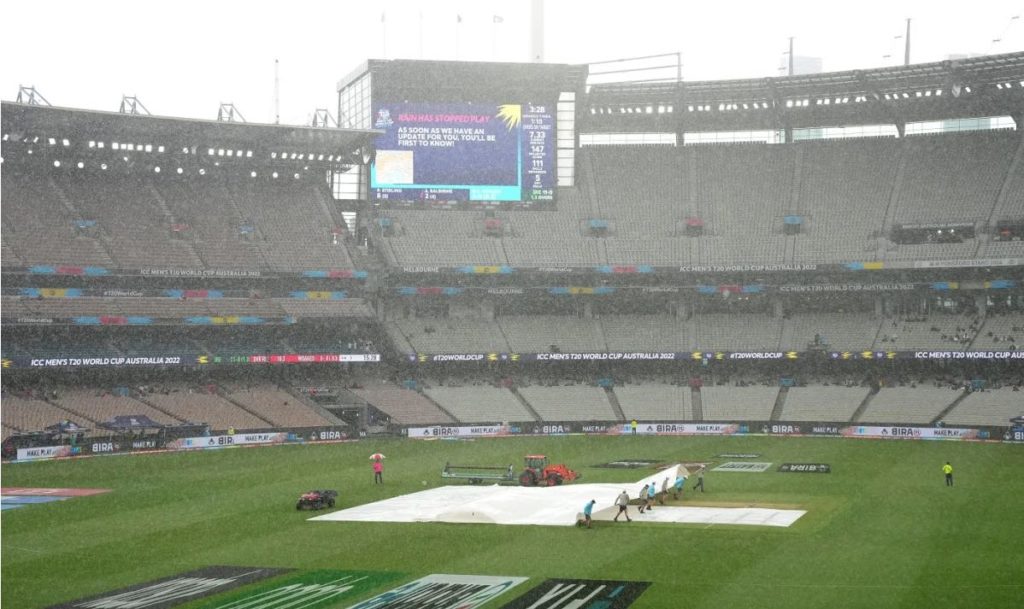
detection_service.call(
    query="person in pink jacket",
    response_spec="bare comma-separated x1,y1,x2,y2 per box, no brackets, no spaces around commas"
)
373,458,384,484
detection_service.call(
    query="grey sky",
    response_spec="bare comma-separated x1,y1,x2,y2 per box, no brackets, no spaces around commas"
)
1,0,1020,126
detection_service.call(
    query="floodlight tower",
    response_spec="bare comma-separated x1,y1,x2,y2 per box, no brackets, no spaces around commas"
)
16,86,50,106
530,0,545,62
904,18,911,66
311,109,338,128
119,95,151,115
217,103,246,122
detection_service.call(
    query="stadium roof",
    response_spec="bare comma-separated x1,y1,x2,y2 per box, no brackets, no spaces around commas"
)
583,51,1024,132
1,102,381,159
339,59,588,102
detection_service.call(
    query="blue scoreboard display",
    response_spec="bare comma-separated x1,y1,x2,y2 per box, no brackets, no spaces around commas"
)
370,101,555,202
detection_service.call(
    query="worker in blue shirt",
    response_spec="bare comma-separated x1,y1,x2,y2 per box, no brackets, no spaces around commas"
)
673,474,686,500
582,499,596,528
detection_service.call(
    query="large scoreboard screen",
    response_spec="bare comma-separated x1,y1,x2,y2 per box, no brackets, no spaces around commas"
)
370,101,555,202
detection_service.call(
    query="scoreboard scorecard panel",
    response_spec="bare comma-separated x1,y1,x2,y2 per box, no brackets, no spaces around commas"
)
370,101,555,203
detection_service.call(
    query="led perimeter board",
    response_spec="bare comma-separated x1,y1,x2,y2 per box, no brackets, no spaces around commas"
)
370,101,555,202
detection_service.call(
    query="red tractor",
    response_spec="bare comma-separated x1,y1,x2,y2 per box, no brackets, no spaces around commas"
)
518,454,580,486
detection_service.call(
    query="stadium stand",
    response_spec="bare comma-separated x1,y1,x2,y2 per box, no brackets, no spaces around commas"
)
792,138,898,262
423,385,535,423
2,395,89,432
613,383,692,420
877,314,981,350
145,386,267,430
693,314,782,351
350,381,455,425
1,173,116,267
516,385,618,421
54,389,181,426
780,313,882,351
155,178,269,270
55,174,206,269
390,317,510,354
600,315,689,352
941,388,1024,427
3,60,1024,446
969,314,1024,350
892,132,1017,225
699,386,779,421
499,316,607,353
778,386,872,422
857,386,962,424
223,385,333,428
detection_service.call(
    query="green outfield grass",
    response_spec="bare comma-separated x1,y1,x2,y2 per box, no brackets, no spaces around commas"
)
2,435,1023,609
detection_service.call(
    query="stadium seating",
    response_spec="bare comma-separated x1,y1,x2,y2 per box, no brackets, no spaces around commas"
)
877,314,981,350
223,385,333,428
699,386,779,421
1,395,89,432
613,383,692,420
941,388,1024,427
516,385,618,421
145,386,268,430
892,132,1017,225
423,385,535,423
1,172,354,273
499,316,607,353
969,314,1024,350
780,314,882,351
857,386,962,424
350,381,455,425
54,389,181,426
1,173,116,267
390,317,510,354
600,315,689,352
693,314,781,351
5,132,1022,272
779,386,871,422
792,138,898,262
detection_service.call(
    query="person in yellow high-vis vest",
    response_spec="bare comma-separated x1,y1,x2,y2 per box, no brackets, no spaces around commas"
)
943,462,954,487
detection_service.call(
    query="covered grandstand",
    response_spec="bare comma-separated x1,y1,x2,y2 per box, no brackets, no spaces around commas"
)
2,53,1023,452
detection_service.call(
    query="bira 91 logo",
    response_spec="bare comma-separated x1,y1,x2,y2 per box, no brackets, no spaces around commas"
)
887,427,921,437
314,431,345,441
534,425,569,435
763,424,802,435
779,463,832,473
91,442,119,453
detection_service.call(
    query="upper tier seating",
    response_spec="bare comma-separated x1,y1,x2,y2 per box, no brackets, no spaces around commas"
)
366,131,1024,267
2,173,354,272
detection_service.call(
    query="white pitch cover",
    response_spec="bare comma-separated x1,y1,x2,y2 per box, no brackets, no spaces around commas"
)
311,464,806,528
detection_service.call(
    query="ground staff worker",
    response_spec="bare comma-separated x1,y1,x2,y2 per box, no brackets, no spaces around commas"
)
613,490,632,522
582,499,596,528
943,462,954,486
693,466,705,492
